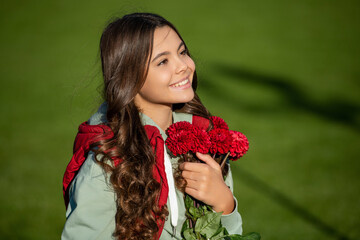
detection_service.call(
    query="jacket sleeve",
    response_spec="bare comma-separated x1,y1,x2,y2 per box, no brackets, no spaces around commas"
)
220,164,243,235
61,152,117,240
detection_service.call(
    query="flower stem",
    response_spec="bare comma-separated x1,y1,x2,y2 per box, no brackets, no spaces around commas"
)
220,152,230,169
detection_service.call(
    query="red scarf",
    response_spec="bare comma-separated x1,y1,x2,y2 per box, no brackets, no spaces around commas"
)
62,115,209,238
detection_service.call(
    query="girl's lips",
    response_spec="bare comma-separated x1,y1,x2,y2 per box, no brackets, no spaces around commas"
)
169,79,191,90
170,79,189,87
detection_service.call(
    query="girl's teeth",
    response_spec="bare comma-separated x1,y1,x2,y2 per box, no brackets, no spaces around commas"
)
173,79,188,87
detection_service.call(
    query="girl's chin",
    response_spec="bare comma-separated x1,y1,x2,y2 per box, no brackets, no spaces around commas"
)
173,91,195,104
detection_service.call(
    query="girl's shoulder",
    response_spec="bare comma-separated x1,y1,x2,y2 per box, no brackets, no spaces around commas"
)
75,152,108,182
63,150,116,240
69,102,111,189
68,151,113,204
88,102,108,125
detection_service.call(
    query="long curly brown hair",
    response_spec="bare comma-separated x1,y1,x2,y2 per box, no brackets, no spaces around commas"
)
92,13,211,240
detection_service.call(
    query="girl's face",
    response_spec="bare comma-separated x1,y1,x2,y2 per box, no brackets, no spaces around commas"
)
135,26,195,111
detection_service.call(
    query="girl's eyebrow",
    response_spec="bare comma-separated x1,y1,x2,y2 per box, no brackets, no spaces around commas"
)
151,42,185,63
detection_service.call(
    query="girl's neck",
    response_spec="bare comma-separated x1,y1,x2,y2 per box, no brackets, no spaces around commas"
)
141,104,173,132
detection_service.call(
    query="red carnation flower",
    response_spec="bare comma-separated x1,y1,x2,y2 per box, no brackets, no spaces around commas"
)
166,122,212,156
191,127,211,154
166,121,194,136
208,128,232,155
210,116,229,130
166,132,194,156
229,130,249,160
166,121,197,156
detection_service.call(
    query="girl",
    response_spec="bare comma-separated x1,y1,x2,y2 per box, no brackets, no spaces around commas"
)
62,13,243,240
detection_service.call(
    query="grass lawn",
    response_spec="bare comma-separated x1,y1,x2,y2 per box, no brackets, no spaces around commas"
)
1,0,359,239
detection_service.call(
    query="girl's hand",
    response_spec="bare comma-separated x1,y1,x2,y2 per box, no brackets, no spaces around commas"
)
179,152,235,214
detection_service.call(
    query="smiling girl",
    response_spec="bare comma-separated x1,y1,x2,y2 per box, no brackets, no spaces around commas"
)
62,13,242,240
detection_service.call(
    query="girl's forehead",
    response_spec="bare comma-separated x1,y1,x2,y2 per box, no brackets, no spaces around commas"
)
153,26,182,51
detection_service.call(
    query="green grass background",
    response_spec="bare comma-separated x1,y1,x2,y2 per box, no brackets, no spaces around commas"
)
1,0,359,239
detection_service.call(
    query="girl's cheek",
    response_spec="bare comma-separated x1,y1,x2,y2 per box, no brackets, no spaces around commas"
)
187,57,195,71
158,70,172,84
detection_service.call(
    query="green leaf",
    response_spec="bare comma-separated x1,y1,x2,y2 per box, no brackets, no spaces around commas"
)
227,232,261,240
202,205,208,212
210,227,227,240
226,235,243,240
204,204,213,213
181,219,190,236
185,195,193,211
240,232,261,240
194,211,222,238
189,206,203,220
183,228,197,240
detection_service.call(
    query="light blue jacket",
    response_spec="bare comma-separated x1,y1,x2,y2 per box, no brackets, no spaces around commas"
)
62,104,243,239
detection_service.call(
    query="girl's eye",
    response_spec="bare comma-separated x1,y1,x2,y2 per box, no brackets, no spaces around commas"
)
180,49,188,55
157,59,168,66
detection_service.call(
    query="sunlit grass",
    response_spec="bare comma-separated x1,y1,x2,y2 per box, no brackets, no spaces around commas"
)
1,0,359,239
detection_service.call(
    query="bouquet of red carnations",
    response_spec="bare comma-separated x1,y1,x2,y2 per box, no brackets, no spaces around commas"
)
165,116,260,240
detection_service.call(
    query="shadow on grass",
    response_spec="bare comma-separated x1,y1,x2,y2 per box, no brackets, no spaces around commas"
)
235,167,350,240
202,64,356,239
203,63,360,131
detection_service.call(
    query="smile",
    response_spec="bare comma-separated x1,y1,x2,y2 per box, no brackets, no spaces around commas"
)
170,79,189,88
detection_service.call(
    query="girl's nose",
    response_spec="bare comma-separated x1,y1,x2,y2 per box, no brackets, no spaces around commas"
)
175,57,188,74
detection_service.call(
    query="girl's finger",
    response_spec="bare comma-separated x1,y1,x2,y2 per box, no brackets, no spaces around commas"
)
195,152,221,171
179,162,208,173
183,179,198,190
184,187,200,200
182,170,199,181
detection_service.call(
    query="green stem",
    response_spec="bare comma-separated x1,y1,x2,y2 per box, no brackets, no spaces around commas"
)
189,214,193,229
